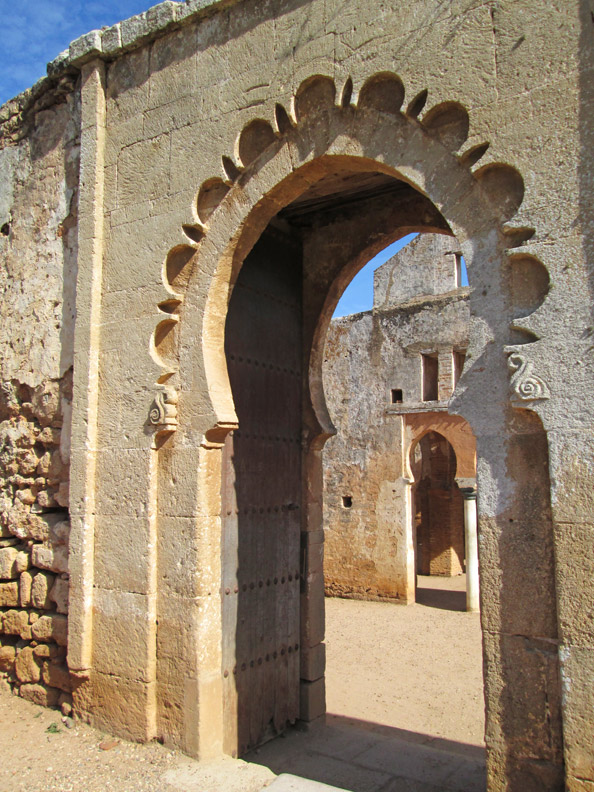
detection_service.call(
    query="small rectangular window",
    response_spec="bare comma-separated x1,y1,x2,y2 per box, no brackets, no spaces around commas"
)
454,253,462,288
422,354,439,402
391,388,403,404
342,496,353,508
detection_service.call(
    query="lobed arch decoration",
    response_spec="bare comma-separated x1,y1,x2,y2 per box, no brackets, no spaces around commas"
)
405,421,476,484
146,70,552,445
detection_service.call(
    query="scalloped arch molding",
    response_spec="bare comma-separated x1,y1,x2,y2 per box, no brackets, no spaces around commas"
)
148,71,551,444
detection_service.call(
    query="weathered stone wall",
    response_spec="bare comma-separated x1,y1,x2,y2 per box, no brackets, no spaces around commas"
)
0,76,80,710
0,0,591,787
322,234,472,601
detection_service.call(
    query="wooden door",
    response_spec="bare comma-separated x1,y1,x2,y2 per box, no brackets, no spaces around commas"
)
222,226,302,756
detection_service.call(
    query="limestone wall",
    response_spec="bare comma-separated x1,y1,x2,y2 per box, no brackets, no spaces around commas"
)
0,77,80,710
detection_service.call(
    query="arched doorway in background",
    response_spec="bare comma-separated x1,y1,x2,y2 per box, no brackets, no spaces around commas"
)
411,431,465,578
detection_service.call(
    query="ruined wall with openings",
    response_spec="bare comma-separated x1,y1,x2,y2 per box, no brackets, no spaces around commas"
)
322,233,473,601
0,74,80,710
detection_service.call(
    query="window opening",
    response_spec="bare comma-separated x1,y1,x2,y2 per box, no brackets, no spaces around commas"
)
453,350,466,387
422,353,439,401
391,388,403,404
454,253,462,287
342,496,353,508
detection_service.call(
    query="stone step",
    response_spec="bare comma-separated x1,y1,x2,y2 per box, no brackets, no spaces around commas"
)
262,774,349,792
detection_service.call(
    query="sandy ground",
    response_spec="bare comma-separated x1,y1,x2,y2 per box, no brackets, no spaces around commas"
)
0,575,483,792
325,574,485,746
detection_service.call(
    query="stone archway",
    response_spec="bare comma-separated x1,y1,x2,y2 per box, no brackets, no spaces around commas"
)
410,430,465,578
149,71,560,784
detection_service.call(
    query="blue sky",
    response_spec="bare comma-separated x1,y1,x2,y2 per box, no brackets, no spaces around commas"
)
0,2,152,105
334,235,416,317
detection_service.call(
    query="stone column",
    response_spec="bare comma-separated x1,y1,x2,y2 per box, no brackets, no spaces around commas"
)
461,484,479,613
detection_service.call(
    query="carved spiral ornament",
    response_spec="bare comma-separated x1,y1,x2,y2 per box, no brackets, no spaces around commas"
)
149,386,178,433
508,352,550,402
149,391,166,425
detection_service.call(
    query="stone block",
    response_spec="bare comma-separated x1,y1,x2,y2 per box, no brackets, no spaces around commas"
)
19,683,60,707
14,646,42,683
31,381,61,427
0,645,16,672
73,672,157,743
300,642,325,682
145,2,179,34
59,692,73,716
502,754,565,791
19,570,33,607
31,614,68,646
105,46,150,125
559,644,594,784
120,12,151,48
157,445,201,518
299,677,326,722
46,49,70,79
482,631,563,764
147,27,199,111
117,134,170,209
55,482,69,508
1,610,31,640
0,581,19,607
157,516,205,599
101,24,122,56
94,448,154,518
49,577,69,614
300,570,325,648
553,523,594,646
93,588,156,682
0,547,30,579
93,514,155,595
42,662,73,693
31,543,68,574
8,510,53,543
31,571,55,610
69,29,103,66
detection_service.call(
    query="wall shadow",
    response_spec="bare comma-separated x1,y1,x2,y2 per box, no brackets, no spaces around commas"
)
245,713,486,792
415,585,466,612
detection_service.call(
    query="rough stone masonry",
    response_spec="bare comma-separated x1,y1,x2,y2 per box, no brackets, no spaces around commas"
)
0,1,592,791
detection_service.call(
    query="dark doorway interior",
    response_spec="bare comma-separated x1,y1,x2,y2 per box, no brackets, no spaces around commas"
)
412,431,465,577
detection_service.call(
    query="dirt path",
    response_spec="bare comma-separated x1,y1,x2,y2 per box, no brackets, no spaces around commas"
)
325,574,485,746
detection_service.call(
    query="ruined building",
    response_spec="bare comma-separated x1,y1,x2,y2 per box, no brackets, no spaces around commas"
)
323,233,476,604
0,1,592,790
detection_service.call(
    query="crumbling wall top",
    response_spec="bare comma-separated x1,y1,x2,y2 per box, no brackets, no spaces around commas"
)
373,233,463,313
0,0,240,139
